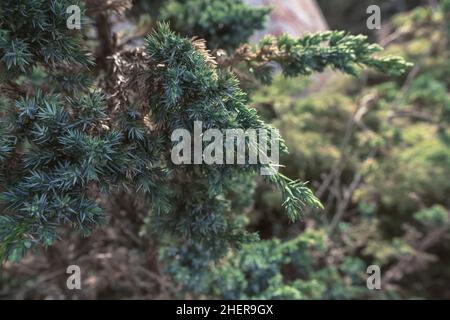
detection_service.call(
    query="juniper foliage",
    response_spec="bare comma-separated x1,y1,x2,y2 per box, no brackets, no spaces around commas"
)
0,0,409,268
135,0,271,51
231,31,410,84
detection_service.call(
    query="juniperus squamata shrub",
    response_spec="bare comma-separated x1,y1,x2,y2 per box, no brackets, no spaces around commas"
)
0,0,409,268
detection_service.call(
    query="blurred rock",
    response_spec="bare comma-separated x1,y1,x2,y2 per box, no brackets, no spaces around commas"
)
244,0,328,40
